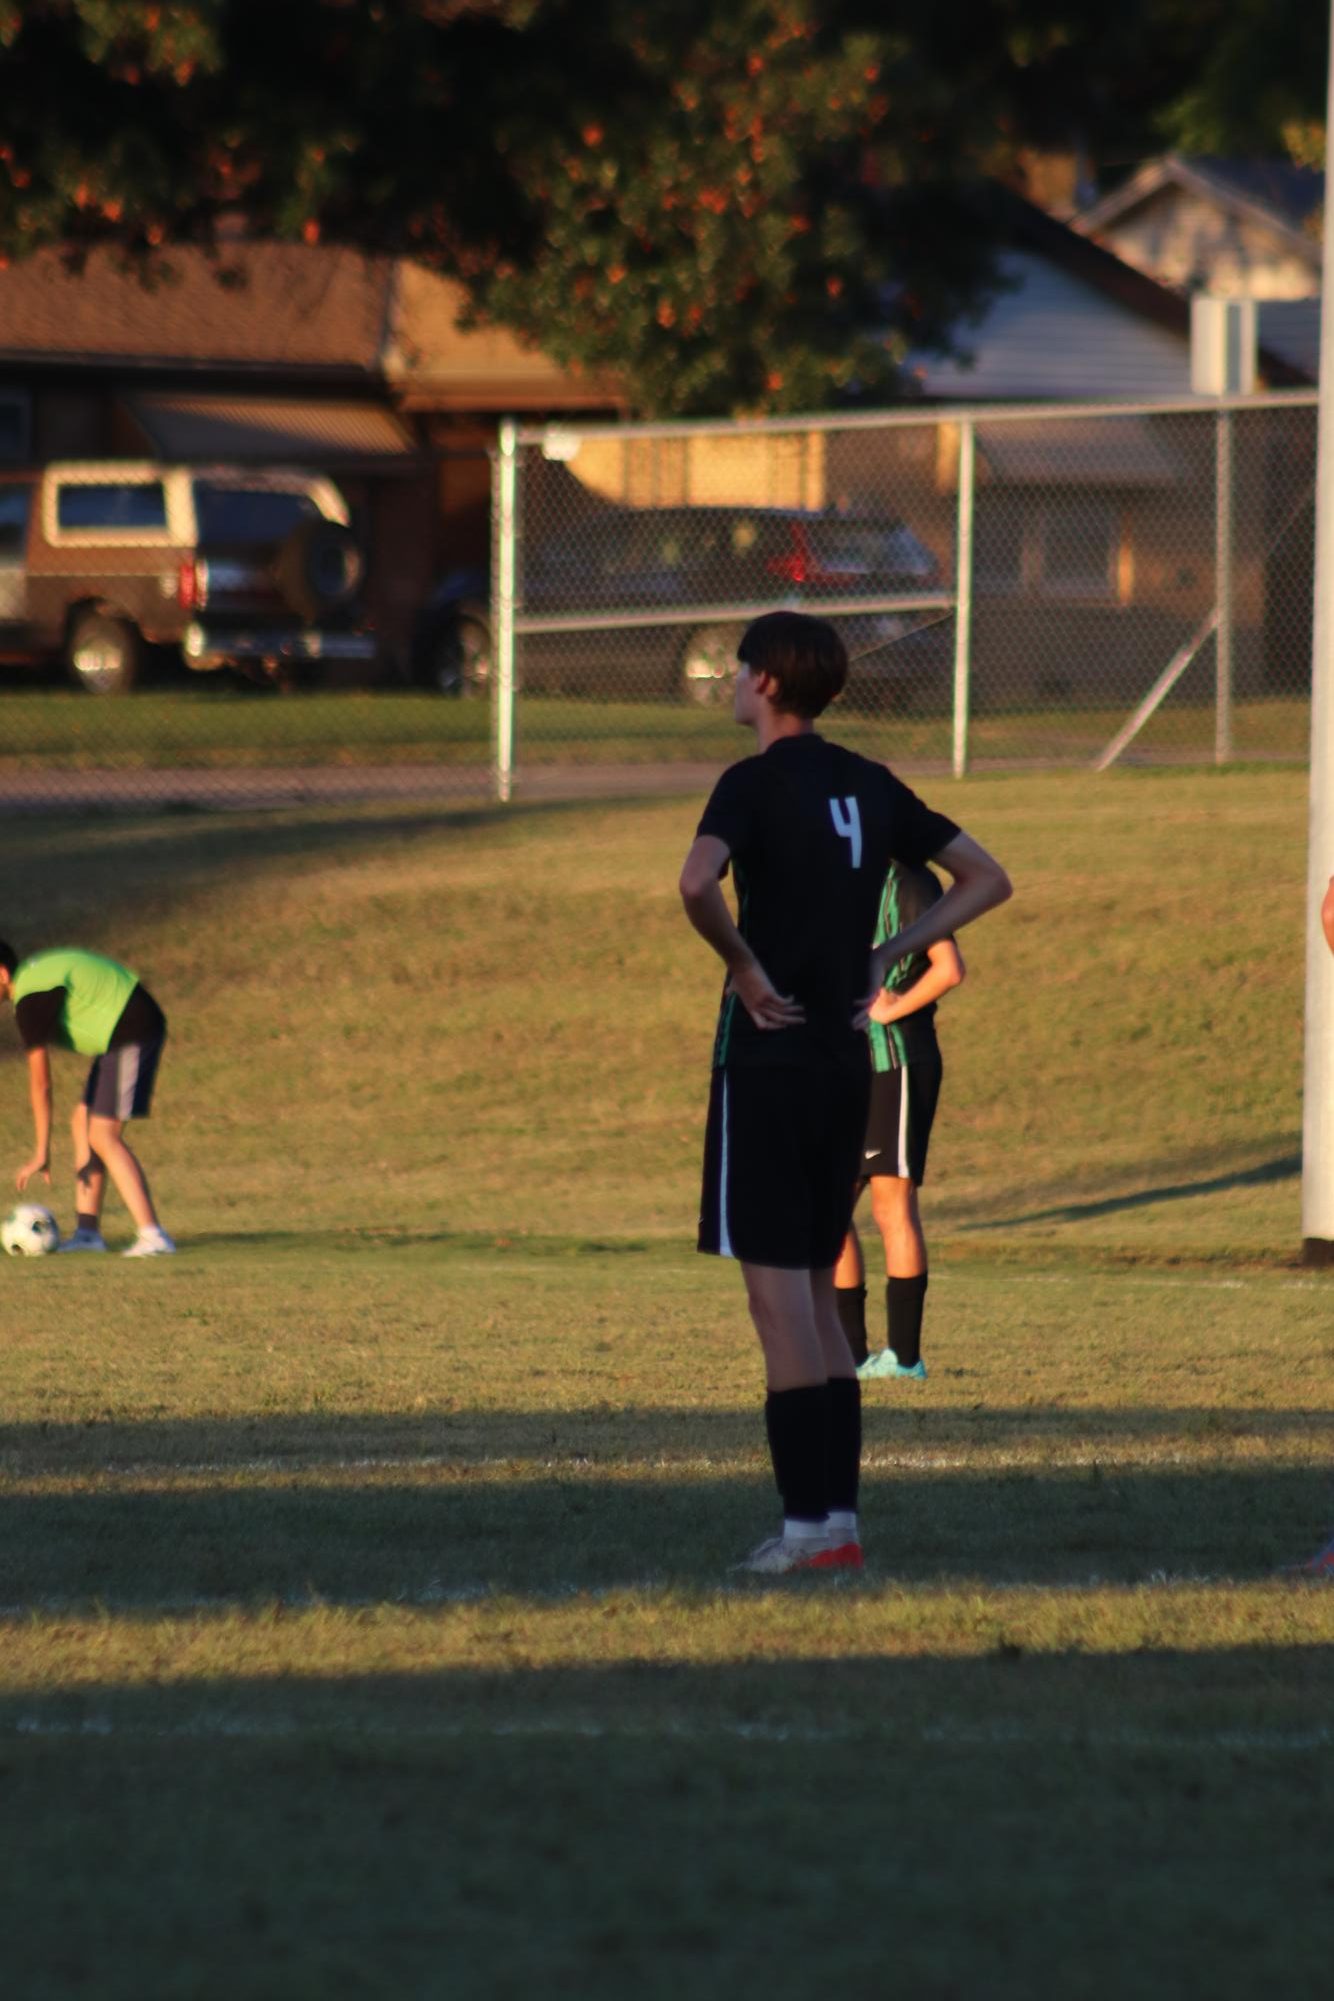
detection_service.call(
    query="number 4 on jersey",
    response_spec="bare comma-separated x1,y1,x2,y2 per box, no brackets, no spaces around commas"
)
829,795,863,868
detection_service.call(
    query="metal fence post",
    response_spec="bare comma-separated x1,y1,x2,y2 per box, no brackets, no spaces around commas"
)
492,418,518,804
1215,408,1234,764
1300,0,1334,1263
952,417,976,779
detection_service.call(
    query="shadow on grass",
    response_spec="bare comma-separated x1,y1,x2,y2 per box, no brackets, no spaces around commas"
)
3,1665,1333,2001
5,1403,1334,1479
959,1151,1303,1231
4,1644,1333,1744
0,1417,1330,1604
0,789,681,956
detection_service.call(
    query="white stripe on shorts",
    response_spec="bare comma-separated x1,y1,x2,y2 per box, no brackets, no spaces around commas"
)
896,1067,911,1179
718,1073,734,1258
115,1045,142,1121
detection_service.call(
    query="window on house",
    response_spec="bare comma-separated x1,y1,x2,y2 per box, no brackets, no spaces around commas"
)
975,495,1117,597
1043,497,1117,594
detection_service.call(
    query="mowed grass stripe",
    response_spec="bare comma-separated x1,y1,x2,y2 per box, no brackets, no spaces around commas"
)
0,773,1329,1998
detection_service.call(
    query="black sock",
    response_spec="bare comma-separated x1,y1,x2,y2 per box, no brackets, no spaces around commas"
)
834,1284,868,1366
763,1385,831,1524
76,1212,99,1235
826,1375,862,1516
887,1273,929,1367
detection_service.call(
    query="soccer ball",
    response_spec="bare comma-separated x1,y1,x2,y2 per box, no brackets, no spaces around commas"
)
2,1203,60,1256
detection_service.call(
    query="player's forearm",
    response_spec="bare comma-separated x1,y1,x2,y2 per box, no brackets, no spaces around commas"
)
27,1072,52,1164
885,847,1010,963
878,955,962,1020
681,879,758,976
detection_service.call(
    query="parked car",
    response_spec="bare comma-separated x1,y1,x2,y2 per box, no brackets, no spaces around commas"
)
0,461,372,694
414,506,952,708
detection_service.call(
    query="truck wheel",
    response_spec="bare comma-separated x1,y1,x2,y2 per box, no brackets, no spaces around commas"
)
67,611,141,696
425,613,492,696
276,521,363,623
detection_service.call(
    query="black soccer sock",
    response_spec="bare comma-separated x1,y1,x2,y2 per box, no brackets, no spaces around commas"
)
887,1273,929,1367
763,1384,831,1524
76,1211,99,1235
825,1375,862,1517
834,1284,869,1366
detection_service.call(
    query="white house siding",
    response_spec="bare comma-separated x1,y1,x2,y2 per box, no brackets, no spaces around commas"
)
1096,189,1319,301
911,252,1192,401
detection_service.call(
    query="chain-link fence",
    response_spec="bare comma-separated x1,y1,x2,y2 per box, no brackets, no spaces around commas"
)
0,393,1317,809
494,393,1318,790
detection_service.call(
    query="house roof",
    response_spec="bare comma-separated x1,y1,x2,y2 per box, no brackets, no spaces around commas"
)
384,265,623,411
1074,156,1323,270
909,193,1314,400
976,415,1183,484
0,241,623,409
126,392,419,467
0,244,394,374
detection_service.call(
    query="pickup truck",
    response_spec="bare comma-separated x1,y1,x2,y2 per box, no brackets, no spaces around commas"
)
0,461,373,693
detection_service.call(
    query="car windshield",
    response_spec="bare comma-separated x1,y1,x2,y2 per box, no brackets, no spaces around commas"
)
193,485,322,543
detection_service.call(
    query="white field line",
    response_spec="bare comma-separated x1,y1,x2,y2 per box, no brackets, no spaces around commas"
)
5,1435,1323,1484
5,1712,1334,1753
977,1271,1327,1293
1,1567,1325,1621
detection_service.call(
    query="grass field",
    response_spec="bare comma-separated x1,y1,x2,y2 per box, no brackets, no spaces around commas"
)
0,679,1312,775
1,767,1332,1997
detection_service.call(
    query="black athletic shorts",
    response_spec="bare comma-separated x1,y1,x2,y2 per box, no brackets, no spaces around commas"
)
698,1060,870,1269
83,1035,165,1122
858,1051,942,1186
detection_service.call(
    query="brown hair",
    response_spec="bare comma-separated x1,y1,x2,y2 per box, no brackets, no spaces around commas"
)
737,611,847,719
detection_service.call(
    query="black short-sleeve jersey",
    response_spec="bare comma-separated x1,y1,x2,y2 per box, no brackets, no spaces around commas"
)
696,733,960,1070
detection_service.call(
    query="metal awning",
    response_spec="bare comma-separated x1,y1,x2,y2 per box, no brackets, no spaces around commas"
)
126,393,420,469
976,416,1183,485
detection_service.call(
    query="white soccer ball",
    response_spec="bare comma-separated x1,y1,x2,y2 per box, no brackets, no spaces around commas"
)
2,1203,60,1256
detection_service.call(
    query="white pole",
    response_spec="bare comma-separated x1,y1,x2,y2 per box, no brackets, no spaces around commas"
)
952,418,975,780
1301,2,1334,1262
1215,409,1234,764
492,418,518,805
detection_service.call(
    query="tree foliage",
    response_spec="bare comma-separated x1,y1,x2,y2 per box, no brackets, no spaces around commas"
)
0,2,1323,414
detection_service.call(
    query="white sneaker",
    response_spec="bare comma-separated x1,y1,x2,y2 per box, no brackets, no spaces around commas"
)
731,1531,833,1575
58,1228,107,1253
122,1228,177,1258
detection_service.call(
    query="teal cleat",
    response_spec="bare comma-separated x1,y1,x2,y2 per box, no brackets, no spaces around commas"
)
856,1351,927,1381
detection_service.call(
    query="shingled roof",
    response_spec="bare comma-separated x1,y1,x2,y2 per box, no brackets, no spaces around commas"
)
0,243,395,375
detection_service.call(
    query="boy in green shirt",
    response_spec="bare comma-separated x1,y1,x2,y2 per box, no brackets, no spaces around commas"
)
0,940,175,1256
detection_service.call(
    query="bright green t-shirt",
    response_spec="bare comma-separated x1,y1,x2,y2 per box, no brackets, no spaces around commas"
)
11,948,139,1056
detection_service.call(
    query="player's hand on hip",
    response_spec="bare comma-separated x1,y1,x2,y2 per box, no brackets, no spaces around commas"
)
854,944,896,1028
729,962,805,1031
16,1155,50,1191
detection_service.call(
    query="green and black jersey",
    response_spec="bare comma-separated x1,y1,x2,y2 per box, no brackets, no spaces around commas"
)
11,947,164,1056
868,863,950,1074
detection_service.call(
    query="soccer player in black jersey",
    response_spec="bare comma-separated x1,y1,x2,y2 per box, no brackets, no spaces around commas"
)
679,611,1011,1574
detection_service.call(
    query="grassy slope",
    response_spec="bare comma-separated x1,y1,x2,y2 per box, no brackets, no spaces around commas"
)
0,768,1331,1998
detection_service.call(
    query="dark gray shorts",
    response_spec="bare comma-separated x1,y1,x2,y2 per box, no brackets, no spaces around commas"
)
83,1036,165,1122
